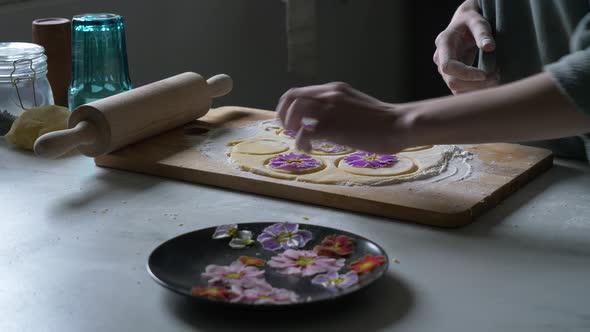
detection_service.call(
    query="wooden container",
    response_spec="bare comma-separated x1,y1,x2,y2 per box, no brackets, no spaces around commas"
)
32,18,71,107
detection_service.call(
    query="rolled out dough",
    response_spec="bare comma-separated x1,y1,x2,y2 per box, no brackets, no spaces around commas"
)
233,138,290,155
226,126,459,186
337,155,417,177
4,105,69,151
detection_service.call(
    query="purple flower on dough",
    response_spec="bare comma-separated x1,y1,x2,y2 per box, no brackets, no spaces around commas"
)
268,249,345,277
311,141,350,154
212,224,239,239
282,129,297,138
282,124,314,138
311,271,359,292
257,222,313,251
268,153,321,171
343,152,398,169
230,285,299,304
202,261,266,288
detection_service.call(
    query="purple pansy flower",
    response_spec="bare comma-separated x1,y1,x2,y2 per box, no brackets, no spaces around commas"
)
311,141,350,154
257,222,313,251
202,261,266,288
343,152,398,169
268,153,321,171
282,129,297,138
230,285,299,304
311,271,359,291
212,224,239,239
268,249,345,277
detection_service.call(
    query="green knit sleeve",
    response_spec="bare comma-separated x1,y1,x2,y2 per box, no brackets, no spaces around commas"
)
546,13,590,116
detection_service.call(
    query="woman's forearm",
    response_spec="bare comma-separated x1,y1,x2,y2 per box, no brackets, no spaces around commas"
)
401,72,590,147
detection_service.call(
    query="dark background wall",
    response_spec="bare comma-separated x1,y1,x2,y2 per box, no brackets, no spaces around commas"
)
407,0,464,100
0,0,464,107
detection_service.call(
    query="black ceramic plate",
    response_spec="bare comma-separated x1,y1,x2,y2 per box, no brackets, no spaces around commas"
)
147,222,389,308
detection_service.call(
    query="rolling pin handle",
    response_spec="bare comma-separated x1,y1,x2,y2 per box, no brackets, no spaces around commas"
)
206,74,233,98
34,121,98,159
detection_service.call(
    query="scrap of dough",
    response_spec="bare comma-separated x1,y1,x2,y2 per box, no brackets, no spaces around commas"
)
233,138,290,155
337,155,417,177
4,105,69,151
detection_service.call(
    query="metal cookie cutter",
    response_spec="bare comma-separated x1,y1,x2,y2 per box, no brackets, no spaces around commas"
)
10,59,38,110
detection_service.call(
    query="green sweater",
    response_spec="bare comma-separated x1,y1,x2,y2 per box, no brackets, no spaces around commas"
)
479,0,590,160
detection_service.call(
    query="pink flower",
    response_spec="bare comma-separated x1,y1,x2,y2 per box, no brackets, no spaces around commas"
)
202,261,266,288
238,256,265,267
191,286,237,301
313,234,356,257
230,285,298,304
350,255,387,274
268,249,345,277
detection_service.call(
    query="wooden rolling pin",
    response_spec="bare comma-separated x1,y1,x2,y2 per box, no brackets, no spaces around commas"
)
34,72,232,158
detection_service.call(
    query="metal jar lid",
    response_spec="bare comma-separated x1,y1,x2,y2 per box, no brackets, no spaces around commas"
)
0,42,48,80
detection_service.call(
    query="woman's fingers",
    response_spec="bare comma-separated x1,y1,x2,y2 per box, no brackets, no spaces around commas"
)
443,71,500,94
283,98,329,131
435,31,487,81
276,82,350,126
433,1,495,86
294,125,316,152
465,15,495,51
276,85,327,125
293,114,342,152
442,60,488,81
273,81,405,153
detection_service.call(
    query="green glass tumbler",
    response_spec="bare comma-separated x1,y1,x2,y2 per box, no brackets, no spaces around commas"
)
69,13,132,110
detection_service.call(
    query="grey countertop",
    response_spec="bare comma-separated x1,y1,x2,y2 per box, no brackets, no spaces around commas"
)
1,139,590,332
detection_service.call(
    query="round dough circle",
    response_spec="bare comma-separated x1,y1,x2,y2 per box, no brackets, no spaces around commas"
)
233,139,290,155
402,145,433,152
264,155,326,175
337,155,417,177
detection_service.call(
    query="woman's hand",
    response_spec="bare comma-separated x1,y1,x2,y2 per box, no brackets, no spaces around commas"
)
275,82,411,154
275,73,590,154
433,0,499,94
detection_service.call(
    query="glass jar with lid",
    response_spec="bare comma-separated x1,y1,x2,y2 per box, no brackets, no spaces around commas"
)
0,42,54,135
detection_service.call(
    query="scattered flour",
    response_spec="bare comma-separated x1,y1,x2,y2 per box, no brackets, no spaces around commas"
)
197,120,475,186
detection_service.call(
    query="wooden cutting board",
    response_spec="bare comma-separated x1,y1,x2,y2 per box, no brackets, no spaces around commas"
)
95,106,553,227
